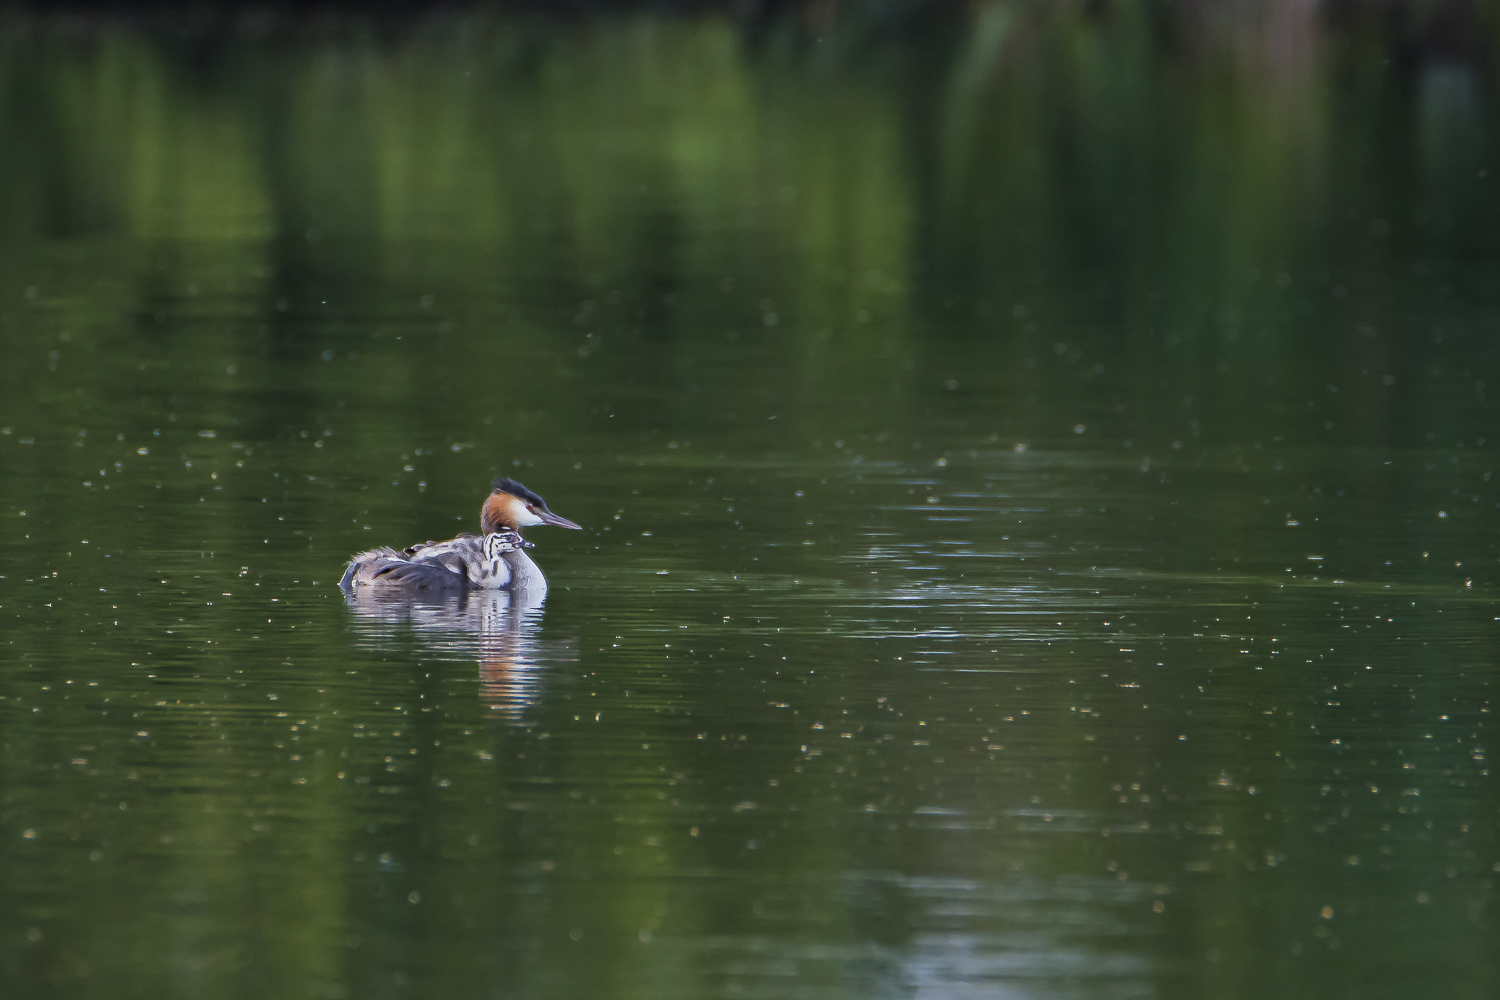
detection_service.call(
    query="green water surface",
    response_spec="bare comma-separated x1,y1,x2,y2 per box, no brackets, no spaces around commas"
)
0,7,1497,999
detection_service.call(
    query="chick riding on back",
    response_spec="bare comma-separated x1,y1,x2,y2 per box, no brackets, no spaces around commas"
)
339,478,582,594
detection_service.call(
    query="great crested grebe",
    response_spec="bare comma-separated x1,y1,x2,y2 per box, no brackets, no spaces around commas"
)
339,477,582,594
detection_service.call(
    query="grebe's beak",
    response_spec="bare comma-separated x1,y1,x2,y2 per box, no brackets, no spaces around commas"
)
536,509,582,530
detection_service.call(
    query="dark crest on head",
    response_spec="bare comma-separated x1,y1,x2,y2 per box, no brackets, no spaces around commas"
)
491,477,549,510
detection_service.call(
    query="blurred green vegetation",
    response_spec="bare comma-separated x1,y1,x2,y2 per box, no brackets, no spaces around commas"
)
0,5,1497,999
2,2,1498,454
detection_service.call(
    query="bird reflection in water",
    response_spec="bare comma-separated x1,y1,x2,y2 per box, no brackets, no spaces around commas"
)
342,584,576,720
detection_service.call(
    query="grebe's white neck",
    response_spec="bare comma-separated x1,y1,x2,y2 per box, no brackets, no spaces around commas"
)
501,546,548,598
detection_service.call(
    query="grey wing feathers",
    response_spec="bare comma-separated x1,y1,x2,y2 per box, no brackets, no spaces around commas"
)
404,533,479,558
341,546,467,592
365,560,468,590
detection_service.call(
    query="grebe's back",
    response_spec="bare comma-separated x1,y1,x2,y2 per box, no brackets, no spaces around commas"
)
340,531,531,592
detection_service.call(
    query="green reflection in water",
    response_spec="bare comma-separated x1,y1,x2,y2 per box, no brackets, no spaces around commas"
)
0,6,1497,1000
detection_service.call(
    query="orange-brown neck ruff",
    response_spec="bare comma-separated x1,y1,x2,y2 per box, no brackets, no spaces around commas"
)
481,492,523,534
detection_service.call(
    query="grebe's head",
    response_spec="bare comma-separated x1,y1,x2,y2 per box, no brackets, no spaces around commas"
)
481,477,583,534
483,529,534,560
